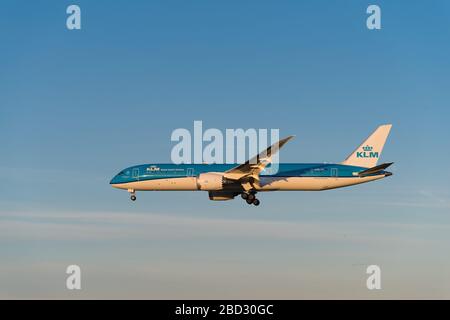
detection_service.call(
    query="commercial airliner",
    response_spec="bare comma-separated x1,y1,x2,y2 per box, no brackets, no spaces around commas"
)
110,124,393,206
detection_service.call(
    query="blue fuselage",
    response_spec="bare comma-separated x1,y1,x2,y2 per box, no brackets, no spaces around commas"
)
110,163,386,185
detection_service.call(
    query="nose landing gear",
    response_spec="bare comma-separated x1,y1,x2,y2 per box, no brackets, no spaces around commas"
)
128,189,136,201
241,192,260,206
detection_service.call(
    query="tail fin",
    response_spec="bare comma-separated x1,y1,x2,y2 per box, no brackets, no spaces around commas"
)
341,124,392,168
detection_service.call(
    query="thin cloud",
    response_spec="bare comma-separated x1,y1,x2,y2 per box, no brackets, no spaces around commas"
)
0,210,447,245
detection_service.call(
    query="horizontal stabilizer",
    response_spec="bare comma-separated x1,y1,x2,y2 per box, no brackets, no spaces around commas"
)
358,162,394,177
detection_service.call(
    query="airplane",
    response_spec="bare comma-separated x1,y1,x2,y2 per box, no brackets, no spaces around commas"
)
110,124,393,206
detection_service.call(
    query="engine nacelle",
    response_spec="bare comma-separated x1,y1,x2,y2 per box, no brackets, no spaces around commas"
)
208,191,236,201
196,172,224,191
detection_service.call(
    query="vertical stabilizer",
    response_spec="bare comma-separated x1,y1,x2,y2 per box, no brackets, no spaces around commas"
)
342,124,392,168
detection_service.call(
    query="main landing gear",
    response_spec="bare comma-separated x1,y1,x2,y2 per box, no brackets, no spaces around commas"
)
128,189,136,201
241,192,260,206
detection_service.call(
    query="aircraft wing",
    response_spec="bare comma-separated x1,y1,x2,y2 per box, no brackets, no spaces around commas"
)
223,135,294,190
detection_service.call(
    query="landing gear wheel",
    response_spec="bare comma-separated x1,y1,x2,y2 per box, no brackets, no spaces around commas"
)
247,193,255,201
130,195,137,201
253,199,260,206
241,193,248,200
246,198,253,205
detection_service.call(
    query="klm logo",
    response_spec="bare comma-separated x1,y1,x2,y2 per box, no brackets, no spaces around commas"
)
357,145,379,158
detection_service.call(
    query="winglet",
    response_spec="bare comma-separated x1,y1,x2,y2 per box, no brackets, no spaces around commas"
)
267,135,295,155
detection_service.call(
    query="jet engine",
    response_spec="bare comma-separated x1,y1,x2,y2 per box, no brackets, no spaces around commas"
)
196,172,226,191
208,191,237,201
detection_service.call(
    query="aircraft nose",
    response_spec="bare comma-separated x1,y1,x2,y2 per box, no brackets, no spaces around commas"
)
110,175,119,184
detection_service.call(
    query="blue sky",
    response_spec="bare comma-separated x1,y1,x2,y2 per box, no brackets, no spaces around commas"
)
1,1,450,298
